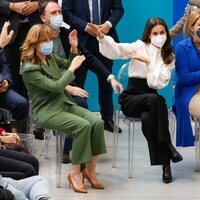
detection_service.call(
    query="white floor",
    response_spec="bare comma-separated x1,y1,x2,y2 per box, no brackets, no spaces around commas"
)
35,120,200,200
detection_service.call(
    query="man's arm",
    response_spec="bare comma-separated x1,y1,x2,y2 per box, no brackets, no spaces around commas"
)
0,0,11,17
62,0,88,32
169,4,189,39
106,0,124,28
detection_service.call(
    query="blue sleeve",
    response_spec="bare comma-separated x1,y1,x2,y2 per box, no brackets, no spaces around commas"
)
106,0,124,27
175,43,200,86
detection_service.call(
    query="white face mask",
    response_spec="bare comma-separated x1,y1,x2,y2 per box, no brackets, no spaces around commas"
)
49,15,63,30
151,35,167,48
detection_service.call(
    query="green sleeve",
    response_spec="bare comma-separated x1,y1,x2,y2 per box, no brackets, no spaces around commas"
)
23,68,75,94
52,52,78,69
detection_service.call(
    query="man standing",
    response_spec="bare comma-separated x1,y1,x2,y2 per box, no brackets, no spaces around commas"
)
0,0,40,99
62,0,124,132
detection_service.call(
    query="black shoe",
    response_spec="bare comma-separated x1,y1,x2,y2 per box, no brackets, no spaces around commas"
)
62,151,71,164
162,165,172,183
33,128,45,140
104,120,122,133
168,143,183,163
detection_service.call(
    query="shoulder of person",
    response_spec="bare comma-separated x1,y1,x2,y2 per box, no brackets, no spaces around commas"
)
21,61,41,73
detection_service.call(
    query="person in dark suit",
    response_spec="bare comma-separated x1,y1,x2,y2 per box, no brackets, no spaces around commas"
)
0,0,40,99
0,21,28,125
62,0,124,132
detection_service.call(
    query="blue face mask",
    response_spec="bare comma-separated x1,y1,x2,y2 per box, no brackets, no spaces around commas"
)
49,15,63,30
196,28,200,38
39,41,53,55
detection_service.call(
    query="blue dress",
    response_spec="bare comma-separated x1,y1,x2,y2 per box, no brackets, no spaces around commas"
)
174,37,200,146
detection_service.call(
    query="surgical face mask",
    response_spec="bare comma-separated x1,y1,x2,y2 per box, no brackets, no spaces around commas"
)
195,27,200,38
39,41,53,55
151,34,167,48
49,15,63,30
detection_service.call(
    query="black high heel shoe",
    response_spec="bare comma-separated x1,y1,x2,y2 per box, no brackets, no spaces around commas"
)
168,143,183,163
162,165,172,183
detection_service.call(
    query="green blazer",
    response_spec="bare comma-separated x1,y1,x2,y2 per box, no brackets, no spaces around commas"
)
22,53,77,127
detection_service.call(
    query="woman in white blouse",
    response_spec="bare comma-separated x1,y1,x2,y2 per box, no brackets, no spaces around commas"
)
89,17,183,184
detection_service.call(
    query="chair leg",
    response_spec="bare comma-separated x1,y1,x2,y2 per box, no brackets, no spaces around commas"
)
195,120,200,171
112,110,120,168
56,131,65,188
128,121,135,178
44,130,51,159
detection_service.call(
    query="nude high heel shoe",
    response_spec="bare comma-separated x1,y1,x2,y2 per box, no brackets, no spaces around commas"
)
82,169,104,189
68,174,87,193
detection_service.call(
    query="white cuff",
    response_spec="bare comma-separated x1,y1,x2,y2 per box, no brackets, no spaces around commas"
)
105,21,112,28
107,74,115,82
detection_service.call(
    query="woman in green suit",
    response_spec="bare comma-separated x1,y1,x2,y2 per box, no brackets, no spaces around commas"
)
20,24,106,193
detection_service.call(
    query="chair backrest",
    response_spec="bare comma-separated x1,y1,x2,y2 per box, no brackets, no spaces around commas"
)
113,62,130,112
116,62,130,90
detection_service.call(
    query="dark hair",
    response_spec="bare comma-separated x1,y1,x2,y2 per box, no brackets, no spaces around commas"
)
142,17,174,64
0,186,15,200
39,0,58,16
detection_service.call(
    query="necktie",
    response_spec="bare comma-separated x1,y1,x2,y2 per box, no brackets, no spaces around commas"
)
92,0,100,24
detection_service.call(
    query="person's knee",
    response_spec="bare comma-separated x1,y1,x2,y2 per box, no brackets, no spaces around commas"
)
24,164,37,177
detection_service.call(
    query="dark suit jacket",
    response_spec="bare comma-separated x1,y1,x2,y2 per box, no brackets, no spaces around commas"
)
62,0,124,46
0,50,11,82
0,0,40,44
59,27,111,81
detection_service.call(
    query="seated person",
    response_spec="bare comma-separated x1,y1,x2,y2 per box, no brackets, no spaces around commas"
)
0,175,51,200
0,126,39,179
89,17,183,183
21,24,107,193
39,0,123,163
0,22,28,133
174,9,200,146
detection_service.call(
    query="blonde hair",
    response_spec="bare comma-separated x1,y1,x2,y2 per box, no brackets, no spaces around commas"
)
21,24,54,64
188,8,200,35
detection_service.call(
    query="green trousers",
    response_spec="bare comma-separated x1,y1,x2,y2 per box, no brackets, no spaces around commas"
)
42,104,106,164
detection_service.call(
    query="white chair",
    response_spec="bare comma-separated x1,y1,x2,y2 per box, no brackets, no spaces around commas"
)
112,62,141,178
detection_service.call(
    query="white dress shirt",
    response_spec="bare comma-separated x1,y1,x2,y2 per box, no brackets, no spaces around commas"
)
98,35,175,89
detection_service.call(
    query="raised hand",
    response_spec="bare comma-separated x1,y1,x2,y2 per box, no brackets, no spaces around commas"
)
128,52,150,65
21,1,39,16
0,21,14,48
69,29,78,52
68,55,86,72
98,23,110,35
87,23,104,39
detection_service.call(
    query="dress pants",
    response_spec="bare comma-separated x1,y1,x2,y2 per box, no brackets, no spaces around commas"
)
42,104,107,164
63,95,88,153
75,36,113,122
119,78,171,165
0,88,28,120
0,149,39,178
2,175,50,200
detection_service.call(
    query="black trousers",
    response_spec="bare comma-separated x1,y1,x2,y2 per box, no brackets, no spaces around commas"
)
0,149,39,179
119,78,171,165
75,37,113,122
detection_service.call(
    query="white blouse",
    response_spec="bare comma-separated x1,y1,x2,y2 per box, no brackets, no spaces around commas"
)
98,35,175,89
